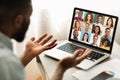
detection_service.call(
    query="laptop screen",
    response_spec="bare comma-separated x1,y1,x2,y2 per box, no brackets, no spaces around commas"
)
69,7,118,53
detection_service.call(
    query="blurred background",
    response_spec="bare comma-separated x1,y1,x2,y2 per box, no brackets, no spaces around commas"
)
10,0,120,80
12,0,120,56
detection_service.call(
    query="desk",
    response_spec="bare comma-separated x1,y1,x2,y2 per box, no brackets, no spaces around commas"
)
37,41,120,80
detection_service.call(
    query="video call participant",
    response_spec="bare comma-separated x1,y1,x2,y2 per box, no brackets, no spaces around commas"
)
74,10,84,21
73,20,82,31
73,30,79,41
100,38,111,50
0,0,92,80
92,25,101,35
101,28,112,42
96,15,103,24
84,12,93,24
82,33,89,43
91,35,99,47
106,17,114,29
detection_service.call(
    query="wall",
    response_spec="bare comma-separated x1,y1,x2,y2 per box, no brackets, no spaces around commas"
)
32,0,120,42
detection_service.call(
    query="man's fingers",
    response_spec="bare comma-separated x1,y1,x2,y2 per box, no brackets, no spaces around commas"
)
40,35,53,45
44,40,57,50
31,37,35,41
83,49,91,55
45,40,57,50
73,49,84,58
47,39,57,46
82,49,92,57
36,34,47,42
76,49,92,63
47,43,57,50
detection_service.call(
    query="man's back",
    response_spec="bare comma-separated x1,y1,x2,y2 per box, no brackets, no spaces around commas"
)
0,32,25,80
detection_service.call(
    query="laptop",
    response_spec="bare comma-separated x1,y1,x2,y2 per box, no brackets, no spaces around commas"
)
44,7,118,70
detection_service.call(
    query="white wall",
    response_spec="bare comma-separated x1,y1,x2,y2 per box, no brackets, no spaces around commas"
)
31,0,120,42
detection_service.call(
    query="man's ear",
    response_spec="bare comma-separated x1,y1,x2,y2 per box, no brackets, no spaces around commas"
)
14,15,24,29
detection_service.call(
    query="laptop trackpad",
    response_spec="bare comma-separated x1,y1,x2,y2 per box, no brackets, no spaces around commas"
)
44,49,71,60
77,59,95,70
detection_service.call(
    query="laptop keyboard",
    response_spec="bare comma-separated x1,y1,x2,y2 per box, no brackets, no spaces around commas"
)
87,51,104,61
57,43,84,53
57,43,105,61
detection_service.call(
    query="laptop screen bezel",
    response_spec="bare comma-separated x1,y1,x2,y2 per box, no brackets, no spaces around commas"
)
69,7,118,54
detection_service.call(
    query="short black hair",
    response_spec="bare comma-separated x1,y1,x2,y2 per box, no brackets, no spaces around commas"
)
0,0,31,26
105,28,110,31
97,14,103,18
102,38,111,47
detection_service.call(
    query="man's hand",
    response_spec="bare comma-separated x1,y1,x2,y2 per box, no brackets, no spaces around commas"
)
26,34,57,57
52,49,92,80
58,49,92,70
21,34,57,66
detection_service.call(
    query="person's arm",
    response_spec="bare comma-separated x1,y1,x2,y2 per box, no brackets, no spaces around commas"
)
20,34,57,66
51,49,92,80
51,64,66,80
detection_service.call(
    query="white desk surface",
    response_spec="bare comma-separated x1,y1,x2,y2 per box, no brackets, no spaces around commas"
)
38,40,120,80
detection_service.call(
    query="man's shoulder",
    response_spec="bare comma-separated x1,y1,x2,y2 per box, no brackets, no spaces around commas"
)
0,47,25,80
0,47,22,66
0,47,13,59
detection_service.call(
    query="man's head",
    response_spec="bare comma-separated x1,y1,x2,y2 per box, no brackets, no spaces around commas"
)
97,15,103,23
73,30,79,39
0,0,32,42
105,28,111,37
